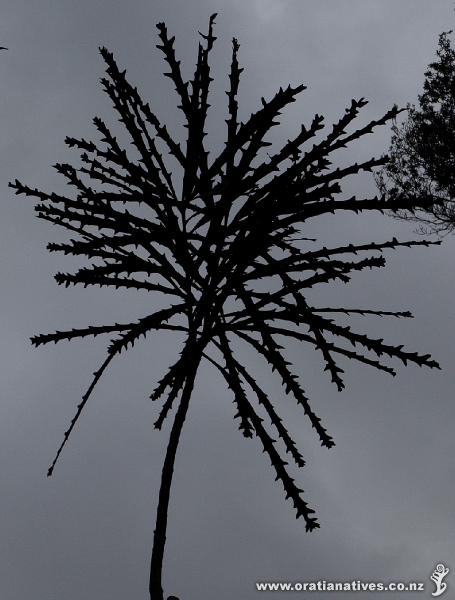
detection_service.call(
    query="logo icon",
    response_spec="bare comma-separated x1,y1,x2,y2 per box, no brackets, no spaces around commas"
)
430,563,450,597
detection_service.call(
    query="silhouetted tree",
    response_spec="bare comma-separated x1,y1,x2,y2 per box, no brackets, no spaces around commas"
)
377,30,455,233
11,15,440,600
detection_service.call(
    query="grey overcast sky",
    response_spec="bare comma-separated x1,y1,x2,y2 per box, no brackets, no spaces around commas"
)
0,1,454,599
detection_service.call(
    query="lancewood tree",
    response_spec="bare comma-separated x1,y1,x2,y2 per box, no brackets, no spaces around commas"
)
12,15,440,600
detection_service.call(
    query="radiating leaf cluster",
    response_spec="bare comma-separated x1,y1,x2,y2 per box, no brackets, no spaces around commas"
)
11,15,440,531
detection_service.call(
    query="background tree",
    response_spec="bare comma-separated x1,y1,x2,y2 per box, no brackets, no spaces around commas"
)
11,15,440,600
377,30,455,233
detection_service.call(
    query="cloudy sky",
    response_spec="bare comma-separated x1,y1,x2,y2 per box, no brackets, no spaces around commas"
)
0,1,454,599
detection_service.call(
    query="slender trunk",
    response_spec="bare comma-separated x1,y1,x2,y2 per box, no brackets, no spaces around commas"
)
149,351,202,600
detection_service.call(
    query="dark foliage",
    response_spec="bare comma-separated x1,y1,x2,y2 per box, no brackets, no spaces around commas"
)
11,15,440,600
377,30,455,233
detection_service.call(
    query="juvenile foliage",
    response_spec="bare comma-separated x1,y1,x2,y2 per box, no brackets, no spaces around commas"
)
12,15,440,599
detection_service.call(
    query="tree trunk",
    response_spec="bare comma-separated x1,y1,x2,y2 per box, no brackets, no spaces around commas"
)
149,351,202,600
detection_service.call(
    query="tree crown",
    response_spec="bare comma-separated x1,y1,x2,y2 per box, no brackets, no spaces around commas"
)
11,15,440,532
377,30,455,233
